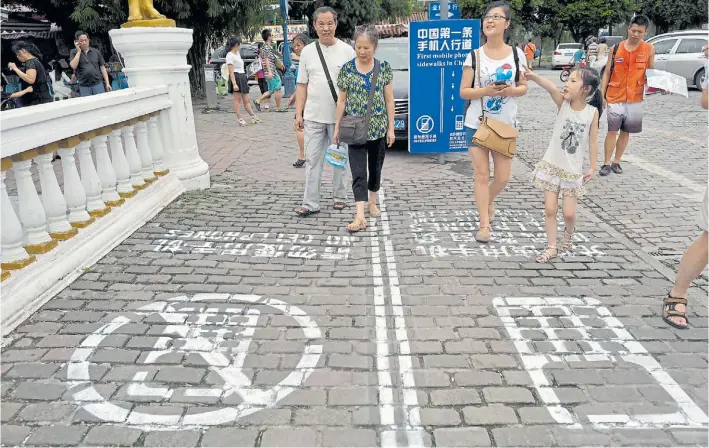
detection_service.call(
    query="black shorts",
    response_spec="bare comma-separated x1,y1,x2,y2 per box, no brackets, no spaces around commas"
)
257,77,267,94
228,73,250,95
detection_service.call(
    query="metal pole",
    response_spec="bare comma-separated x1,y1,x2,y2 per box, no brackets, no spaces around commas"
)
280,0,296,98
438,0,449,165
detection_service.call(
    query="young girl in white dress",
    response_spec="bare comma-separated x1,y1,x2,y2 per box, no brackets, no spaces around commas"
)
524,68,601,263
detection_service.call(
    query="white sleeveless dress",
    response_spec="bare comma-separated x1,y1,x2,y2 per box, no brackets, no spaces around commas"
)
532,101,595,197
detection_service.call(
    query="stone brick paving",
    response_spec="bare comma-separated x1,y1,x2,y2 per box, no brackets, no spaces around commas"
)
1,70,707,447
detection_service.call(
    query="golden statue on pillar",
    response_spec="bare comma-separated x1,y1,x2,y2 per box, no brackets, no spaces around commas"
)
121,0,176,28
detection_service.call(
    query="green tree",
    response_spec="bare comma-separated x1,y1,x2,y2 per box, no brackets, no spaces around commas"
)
287,0,382,38
381,0,411,20
557,0,636,43
640,0,708,34
16,0,265,95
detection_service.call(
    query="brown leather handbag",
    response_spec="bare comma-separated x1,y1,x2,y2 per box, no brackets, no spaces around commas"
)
471,49,519,158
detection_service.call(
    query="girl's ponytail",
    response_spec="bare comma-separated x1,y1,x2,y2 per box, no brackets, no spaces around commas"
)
587,87,603,124
577,67,602,124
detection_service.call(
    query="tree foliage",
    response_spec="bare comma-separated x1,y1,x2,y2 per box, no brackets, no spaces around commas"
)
460,0,637,44
287,0,382,38
640,0,708,34
15,0,266,96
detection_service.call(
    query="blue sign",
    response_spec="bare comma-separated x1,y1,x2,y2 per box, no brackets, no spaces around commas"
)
429,2,461,20
409,20,480,154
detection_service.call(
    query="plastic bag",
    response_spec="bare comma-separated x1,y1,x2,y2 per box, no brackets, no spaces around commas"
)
325,143,348,168
646,69,688,98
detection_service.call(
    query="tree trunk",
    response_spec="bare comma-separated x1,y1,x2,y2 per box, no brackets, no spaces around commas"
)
188,29,208,99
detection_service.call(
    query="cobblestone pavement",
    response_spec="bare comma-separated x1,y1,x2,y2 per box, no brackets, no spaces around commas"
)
2,71,708,447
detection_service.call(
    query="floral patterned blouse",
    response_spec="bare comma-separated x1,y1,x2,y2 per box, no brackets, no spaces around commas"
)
336,59,393,141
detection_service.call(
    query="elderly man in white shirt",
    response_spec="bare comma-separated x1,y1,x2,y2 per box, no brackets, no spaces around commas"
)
294,6,356,217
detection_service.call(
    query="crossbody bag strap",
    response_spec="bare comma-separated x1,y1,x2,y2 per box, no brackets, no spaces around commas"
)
316,41,338,103
477,49,484,121
363,59,381,127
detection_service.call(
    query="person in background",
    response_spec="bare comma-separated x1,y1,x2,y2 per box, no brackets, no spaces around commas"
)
661,47,708,329
255,43,272,110
599,14,655,176
334,25,395,232
7,40,52,106
289,33,310,168
293,6,356,217
587,37,599,65
253,29,285,112
225,36,261,127
524,38,536,67
70,30,112,96
596,36,609,58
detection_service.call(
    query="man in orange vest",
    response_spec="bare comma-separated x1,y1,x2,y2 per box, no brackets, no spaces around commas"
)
599,15,655,176
524,39,536,67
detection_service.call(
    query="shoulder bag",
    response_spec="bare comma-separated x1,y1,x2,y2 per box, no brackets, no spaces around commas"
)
471,49,519,158
338,59,380,146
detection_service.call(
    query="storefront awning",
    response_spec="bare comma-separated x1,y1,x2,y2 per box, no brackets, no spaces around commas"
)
1,18,59,39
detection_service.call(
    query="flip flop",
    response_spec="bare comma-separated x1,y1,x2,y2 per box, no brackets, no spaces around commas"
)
293,159,306,168
333,202,346,210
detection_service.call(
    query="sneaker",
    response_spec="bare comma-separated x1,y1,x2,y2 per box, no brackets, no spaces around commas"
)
263,104,270,110
599,164,611,176
611,162,623,174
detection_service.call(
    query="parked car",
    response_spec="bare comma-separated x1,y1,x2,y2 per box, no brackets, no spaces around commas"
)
208,43,259,83
646,30,708,88
599,35,623,47
552,43,584,69
374,37,409,141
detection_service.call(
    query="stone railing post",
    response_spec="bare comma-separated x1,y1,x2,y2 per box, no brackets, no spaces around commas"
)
110,27,210,191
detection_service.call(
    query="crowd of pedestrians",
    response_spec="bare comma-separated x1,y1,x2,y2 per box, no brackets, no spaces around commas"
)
274,2,707,330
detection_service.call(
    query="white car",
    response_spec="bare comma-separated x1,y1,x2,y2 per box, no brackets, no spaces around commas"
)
647,30,708,88
552,43,583,69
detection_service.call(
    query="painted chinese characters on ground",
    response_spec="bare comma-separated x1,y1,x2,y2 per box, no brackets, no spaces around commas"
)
409,209,605,258
493,296,709,429
152,230,359,260
69,294,323,428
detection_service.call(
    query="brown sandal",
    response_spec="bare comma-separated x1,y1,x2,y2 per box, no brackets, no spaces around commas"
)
559,227,575,253
346,218,367,233
536,247,558,263
662,294,689,329
333,202,346,210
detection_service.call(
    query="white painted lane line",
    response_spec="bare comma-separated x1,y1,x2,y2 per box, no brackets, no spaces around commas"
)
622,153,705,195
369,216,397,429
379,188,425,447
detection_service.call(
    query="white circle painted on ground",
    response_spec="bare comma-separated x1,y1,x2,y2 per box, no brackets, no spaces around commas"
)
416,115,434,134
68,293,322,428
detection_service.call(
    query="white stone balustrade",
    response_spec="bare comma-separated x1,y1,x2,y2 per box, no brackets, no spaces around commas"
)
0,85,187,333
35,143,77,241
134,116,157,184
92,128,124,208
77,131,110,218
121,120,146,191
148,113,169,176
1,159,36,275
108,124,135,199
58,136,94,228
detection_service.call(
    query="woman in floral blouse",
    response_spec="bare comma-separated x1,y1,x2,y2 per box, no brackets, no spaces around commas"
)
334,25,395,232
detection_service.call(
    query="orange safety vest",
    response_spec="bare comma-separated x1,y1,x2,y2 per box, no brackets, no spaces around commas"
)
606,40,651,104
